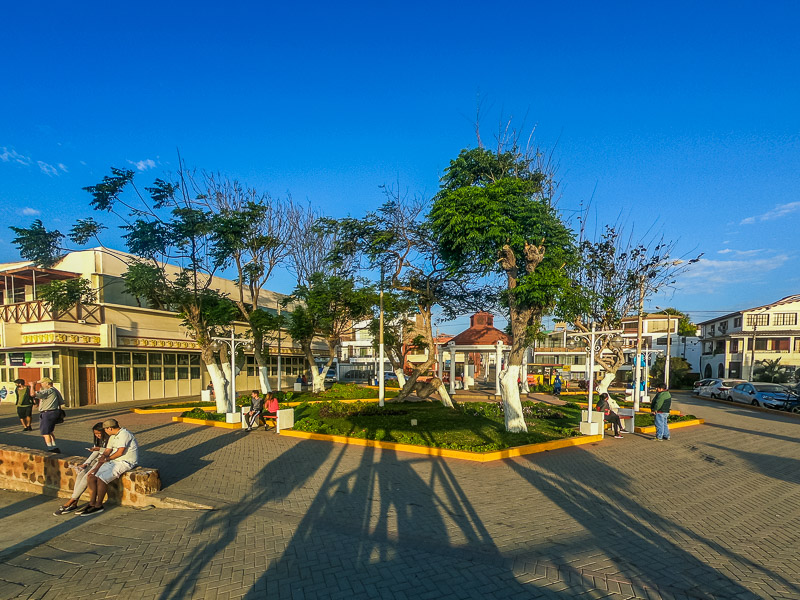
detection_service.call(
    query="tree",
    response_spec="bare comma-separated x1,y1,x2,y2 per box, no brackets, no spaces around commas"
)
36,277,97,314
334,190,483,407
558,224,699,394
207,176,293,393
649,356,692,388
753,358,791,383
10,164,240,414
285,273,376,393
430,144,576,432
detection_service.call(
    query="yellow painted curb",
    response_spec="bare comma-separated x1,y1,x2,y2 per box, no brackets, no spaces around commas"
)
634,418,705,434
277,429,604,462
172,416,242,429
134,407,211,414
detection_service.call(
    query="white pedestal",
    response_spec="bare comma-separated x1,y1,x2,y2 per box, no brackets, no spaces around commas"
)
225,412,241,424
241,406,250,429
201,390,211,403
619,407,636,433
275,408,294,433
580,420,603,436
293,382,302,392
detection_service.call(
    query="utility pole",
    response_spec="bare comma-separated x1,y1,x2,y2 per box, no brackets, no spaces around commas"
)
665,318,672,388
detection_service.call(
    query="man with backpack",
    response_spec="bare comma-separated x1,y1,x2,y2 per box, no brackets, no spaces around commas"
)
34,377,65,454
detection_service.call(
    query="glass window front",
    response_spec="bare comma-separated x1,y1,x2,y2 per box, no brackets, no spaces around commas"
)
115,352,131,365
149,353,162,366
116,367,131,381
164,354,176,366
133,367,147,381
78,351,95,365
150,367,162,380
96,352,113,365
133,353,147,365
178,367,189,380
97,367,113,382
164,367,176,380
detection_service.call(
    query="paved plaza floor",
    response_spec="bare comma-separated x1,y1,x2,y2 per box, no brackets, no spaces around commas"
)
1,393,799,599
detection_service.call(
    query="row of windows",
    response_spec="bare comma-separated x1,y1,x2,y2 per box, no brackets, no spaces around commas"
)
0,367,60,383
78,351,201,367
96,366,202,383
745,312,799,327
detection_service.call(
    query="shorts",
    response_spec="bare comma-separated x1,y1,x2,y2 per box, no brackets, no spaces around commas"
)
94,460,135,484
39,410,59,435
17,405,33,419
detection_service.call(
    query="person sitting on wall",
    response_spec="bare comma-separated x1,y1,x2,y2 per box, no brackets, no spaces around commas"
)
53,422,110,515
77,419,139,516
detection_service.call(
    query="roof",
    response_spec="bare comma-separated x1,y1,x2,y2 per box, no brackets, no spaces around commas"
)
448,312,512,346
697,294,800,326
0,266,82,291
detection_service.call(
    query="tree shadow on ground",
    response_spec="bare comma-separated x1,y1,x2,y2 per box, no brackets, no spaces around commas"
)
507,450,797,599
704,442,800,485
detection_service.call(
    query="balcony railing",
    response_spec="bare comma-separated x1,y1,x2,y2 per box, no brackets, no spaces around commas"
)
0,301,104,325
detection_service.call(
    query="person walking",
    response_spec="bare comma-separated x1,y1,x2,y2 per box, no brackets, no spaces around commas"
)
53,423,110,515
77,419,138,516
597,392,624,438
553,374,562,397
14,378,34,431
34,377,65,453
651,383,672,441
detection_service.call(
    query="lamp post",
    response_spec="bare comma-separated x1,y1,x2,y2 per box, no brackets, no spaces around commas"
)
212,330,253,423
379,266,385,407
655,307,673,389
567,324,623,436
277,301,282,392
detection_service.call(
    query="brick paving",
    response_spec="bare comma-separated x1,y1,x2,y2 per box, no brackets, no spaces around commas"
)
0,393,799,599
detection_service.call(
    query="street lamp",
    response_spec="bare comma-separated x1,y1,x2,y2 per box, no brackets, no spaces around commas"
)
655,307,674,389
212,330,254,423
567,324,624,436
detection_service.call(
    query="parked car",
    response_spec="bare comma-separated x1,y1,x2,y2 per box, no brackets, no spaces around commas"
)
728,382,796,409
692,378,717,394
384,372,399,382
696,378,746,399
324,368,338,383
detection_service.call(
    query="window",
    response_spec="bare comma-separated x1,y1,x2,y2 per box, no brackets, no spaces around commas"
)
747,314,769,327
774,313,797,326
656,337,668,346
97,367,113,382
178,367,189,380
51,369,61,383
178,354,190,366
78,351,95,365
133,367,147,381
710,325,715,336
96,352,113,364
0,368,6,381
729,340,740,353
115,352,131,365
133,353,147,365
149,353,162,366
116,367,131,382
190,354,200,366
190,367,201,379
795,338,800,353
164,367,176,380
247,366,256,377
164,354,176,366
149,367,162,380
0,354,5,366
734,317,742,327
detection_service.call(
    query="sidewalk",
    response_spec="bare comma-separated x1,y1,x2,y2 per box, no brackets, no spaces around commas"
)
1,393,798,599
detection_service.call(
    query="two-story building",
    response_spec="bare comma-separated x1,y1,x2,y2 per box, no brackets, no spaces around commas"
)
698,294,800,380
0,249,315,406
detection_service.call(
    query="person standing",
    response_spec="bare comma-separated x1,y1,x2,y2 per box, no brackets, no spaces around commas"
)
553,374,562,397
34,377,65,453
78,419,138,516
14,378,34,431
651,383,672,441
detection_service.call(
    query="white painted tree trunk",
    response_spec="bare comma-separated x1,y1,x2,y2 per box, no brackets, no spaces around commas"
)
396,371,406,389
521,374,530,394
258,366,272,393
596,371,616,394
499,364,528,433
220,363,242,411
311,371,325,393
437,383,454,408
206,363,228,414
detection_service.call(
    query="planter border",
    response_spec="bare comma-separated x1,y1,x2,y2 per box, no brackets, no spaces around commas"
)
173,416,242,429
634,418,705,434
277,429,603,462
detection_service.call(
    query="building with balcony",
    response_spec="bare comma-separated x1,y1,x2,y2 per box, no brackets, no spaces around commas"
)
698,294,800,380
618,314,701,375
0,249,312,406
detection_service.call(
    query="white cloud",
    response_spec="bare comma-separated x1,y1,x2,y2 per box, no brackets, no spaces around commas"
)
717,249,733,254
740,201,800,225
58,163,68,173
717,248,765,257
129,158,157,171
0,146,32,166
683,254,790,285
37,161,58,176
21,207,41,216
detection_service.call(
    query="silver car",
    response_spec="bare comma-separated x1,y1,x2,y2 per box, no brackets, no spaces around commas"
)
728,382,795,409
697,378,745,399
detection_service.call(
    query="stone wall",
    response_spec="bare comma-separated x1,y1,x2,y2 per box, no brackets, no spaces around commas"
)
0,444,161,507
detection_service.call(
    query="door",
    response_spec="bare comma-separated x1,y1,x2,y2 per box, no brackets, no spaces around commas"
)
17,368,41,392
78,366,97,406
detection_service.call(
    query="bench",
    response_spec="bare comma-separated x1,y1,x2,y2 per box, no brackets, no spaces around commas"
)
241,407,294,432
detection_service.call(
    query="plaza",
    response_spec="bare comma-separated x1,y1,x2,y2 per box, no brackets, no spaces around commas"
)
1,393,798,599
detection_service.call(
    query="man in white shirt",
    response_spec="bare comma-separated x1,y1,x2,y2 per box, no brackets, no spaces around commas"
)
78,419,139,516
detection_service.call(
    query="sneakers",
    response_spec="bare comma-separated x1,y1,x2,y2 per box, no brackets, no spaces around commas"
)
53,504,78,516
652,437,663,441
613,435,624,439
79,505,104,516
245,427,252,432
663,437,671,441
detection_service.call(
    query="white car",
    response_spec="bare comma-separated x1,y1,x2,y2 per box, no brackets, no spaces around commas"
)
697,378,745,400
692,378,717,394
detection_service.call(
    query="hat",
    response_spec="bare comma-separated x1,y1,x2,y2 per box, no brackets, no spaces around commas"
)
38,377,53,384
102,419,120,429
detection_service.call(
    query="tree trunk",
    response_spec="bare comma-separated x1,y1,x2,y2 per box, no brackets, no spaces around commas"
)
252,338,272,393
437,383,454,408
596,371,616,394
500,365,526,432
206,362,228,414
396,370,406,388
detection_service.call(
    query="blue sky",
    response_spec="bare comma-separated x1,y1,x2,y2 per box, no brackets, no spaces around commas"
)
2,1,799,333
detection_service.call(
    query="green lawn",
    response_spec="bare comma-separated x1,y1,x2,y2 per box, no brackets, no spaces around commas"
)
633,413,698,427
290,400,583,452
